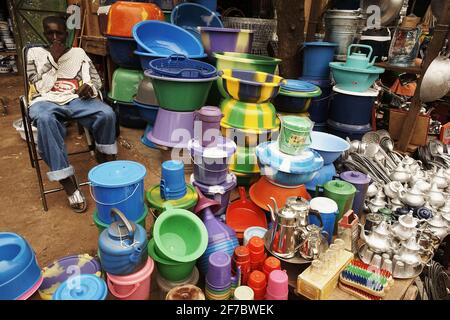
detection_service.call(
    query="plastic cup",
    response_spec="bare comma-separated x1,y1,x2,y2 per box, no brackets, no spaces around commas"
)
247,236,266,262
370,254,382,269
266,270,288,297
206,251,232,289
160,160,187,200
232,246,251,285
333,238,345,255
311,259,325,276
234,286,254,300
262,257,281,279
248,270,267,290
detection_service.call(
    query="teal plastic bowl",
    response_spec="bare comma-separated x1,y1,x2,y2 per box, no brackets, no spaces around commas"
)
329,62,384,92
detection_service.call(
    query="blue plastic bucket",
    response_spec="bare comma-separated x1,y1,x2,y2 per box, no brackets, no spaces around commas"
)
88,161,146,224
329,86,379,125
299,77,333,123
302,42,338,79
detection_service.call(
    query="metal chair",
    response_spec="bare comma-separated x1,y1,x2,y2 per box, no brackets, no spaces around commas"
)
19,44,98,211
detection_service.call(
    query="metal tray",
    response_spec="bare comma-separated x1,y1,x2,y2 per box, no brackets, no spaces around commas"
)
263,230,311,265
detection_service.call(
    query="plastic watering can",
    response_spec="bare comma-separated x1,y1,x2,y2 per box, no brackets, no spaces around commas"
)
345,44,377,69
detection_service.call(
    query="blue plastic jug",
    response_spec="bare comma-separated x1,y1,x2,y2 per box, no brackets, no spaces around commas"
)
98,208,148,275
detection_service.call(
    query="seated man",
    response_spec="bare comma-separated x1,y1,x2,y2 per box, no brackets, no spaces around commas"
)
27,16,117,213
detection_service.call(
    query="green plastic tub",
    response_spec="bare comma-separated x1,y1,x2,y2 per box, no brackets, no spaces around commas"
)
146,72,218,111
148,238,196,282
108,68,144,103
278,116,314,155
93,205,148,234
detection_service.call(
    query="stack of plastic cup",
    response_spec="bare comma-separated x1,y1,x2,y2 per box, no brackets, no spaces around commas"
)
160,160,187,200
262,257,281,279
232,246,251,285
248,270,267,300
247,236,266,271
205,251,236,300
234,286,254,300
265,270,288,300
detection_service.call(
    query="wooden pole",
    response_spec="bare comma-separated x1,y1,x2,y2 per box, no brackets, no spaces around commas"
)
397,2,450,151
305,0,322,41
275,0,305,79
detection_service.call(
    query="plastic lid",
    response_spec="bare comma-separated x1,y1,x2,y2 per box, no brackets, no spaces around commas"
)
53,274,107,300
256,141,324,174
324,180,356,195
281,80,318,92
188,137,237,159
88,161,146,188
332,85,379,97
146,184,198,211
310,197,338,214
339,171,371,185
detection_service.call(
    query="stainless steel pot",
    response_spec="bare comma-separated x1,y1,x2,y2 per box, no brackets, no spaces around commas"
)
420,52,450,103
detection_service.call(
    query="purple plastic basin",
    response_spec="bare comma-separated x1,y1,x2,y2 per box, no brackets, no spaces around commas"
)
147,108,195,148
198,27,254,57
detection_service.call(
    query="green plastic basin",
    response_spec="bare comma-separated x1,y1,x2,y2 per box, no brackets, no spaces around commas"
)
148,238,196,282
146,72,218,111
108,68,144,102
153,207,208,263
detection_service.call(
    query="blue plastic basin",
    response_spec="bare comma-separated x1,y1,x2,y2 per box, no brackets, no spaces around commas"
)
106,36,140,69
133,20,205,57
310,131,350,165
133,100,158,125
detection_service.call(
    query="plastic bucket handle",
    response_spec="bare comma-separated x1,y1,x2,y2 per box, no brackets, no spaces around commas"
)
111,208,135,242
107,277,141,299
89,183,140,206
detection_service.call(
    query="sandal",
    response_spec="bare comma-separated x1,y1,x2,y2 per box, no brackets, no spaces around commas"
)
68,189,87,213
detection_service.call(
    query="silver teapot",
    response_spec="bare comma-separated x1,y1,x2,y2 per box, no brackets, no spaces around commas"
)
430,168,448,189
298,223,329,261
390,163,411,183
384,181,404,199
359,221,394,253
397,237,427,266
426,183,447,209
390,212,418,241
398,186,426,207
425,212,450,240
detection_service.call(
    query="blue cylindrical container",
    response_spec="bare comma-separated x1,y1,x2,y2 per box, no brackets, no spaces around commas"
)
302,42,338,79
299,77,333,123
329,86,379,125
88,161,147,224
327,120,372,141
160,160,187,200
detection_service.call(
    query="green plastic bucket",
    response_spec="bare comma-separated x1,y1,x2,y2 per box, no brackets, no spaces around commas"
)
108,68,144,103
93,205,148,234
148,238,196,282
278,116,314,155
146,72,218,111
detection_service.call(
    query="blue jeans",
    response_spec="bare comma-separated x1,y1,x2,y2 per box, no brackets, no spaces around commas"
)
29,98,117,181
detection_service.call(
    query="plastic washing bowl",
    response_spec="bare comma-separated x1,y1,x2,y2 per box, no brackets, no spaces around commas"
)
134,50,207,70
199,27,253,57
219,69,285,103
0,233,42,300
153,207,208,263
309,131,350,165
148,238,196,282
171,3,223,41
329,62,384,92
133,20,204,57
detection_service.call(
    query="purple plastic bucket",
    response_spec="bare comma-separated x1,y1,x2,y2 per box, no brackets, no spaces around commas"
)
191,173,237,216
194,106,224,147
188,137,237,186
147,109,195,148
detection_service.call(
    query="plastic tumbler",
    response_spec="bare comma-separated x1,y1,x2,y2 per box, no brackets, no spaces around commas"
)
265,270,288,300
194,106,223,147
234,286,254,300
206,251,232,289
262,257,281,279
232,246,251,285
247,236,266,270
160,160,187,200
248,270,267,300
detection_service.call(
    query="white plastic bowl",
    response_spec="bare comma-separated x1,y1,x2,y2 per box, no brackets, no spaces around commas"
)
13,118,38,143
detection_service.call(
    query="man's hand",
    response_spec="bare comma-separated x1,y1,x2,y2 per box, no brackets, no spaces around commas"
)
49,40,66,62
77,84,94,99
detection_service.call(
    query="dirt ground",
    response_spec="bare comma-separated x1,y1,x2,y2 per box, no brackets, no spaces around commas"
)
0,74,171,298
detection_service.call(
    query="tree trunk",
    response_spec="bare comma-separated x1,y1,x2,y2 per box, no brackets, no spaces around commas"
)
275,0,305,78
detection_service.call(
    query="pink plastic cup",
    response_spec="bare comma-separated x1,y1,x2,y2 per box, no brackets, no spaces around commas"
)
265,270,288,300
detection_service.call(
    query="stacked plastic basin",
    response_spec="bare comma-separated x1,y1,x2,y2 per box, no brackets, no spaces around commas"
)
217,66,283,186
298,41,338,132
188,106,237,219
148,206,208,288
105,2,164,128
88,160,149,233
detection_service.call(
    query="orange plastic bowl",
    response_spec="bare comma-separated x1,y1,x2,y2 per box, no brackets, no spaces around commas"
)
249,176,311,211
106,1,164,38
